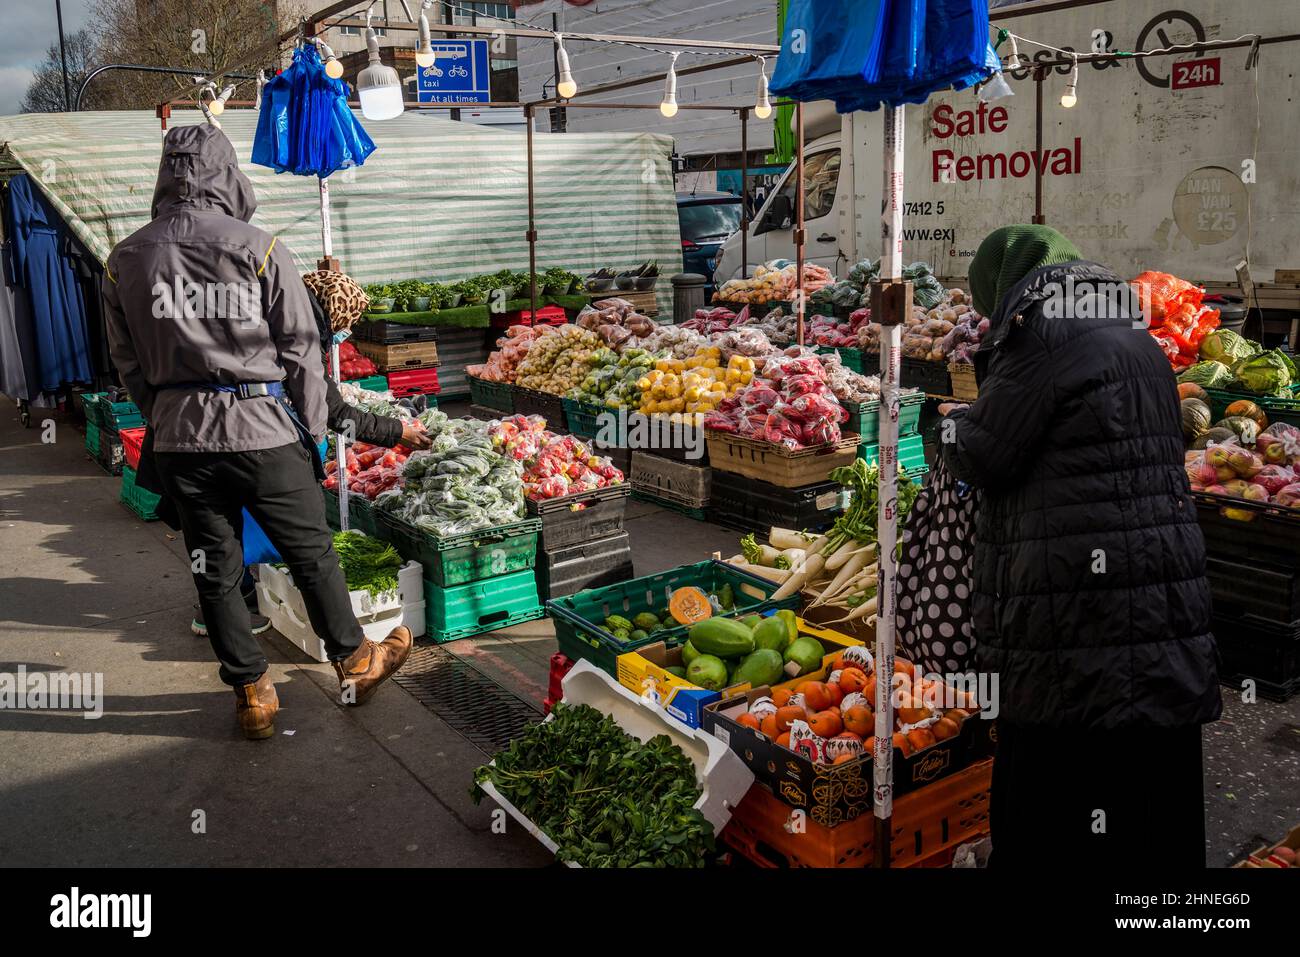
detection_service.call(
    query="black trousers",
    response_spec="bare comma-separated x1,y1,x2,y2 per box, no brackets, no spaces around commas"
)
989,721,1207,869
155,442,363,686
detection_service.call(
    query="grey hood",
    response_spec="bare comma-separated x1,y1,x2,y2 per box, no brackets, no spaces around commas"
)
151,124,257,222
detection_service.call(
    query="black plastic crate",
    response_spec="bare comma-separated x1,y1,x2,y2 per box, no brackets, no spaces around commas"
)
526,484,630,550
511,385,566,432
1196,494,1300,571
900,357,952,397
708,470,844,536
537,530,634,600
1214,615,1300,702
1205,556,1300,627
353,320,439,345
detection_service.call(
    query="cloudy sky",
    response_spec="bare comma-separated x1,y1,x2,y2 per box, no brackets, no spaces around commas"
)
1,0,95,115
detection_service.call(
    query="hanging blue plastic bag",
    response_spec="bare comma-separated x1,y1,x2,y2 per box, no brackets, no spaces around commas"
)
837,0,929,111
769,0,889,102
241,509,281,564
251,45,375,177
907,0,993,94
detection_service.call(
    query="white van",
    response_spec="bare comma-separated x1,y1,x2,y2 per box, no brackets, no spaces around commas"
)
715,0,1300,291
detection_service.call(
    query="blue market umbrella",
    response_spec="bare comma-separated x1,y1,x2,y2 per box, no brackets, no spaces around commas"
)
252,42,378,533
768,0,1002,866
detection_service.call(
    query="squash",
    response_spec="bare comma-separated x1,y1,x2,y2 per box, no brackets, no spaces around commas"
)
668,586,712,624
1181,398,1212,441
1224,399,1268,430
1191,426,1236,450
1178,382,1211,403
1216,415,1260,447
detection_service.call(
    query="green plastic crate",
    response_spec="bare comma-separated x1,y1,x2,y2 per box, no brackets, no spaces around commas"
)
545,559,800,675
84,421,101,458
563,397,625,444
1204,385,1300,429
468,376,514,413
344,374,389,393
818,345,865,373
857,433,927,473
380,512,542,587
119,466,161,521
425,568,544,643
842,389,925,440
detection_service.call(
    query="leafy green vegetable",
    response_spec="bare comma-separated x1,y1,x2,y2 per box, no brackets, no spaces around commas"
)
827,458,921,557
1198,329,1260,366
1233,349,1297,397
739,533,763,565
332,531,403,598
1178,360,1234,389
472,702,714,867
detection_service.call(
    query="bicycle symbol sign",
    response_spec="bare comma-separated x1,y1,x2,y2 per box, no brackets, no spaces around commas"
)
415,39,490,104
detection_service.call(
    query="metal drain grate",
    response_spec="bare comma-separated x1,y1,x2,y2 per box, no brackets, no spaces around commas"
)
393,644,542,754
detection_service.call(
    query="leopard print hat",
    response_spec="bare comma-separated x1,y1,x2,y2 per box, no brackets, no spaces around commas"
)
302,270,369,332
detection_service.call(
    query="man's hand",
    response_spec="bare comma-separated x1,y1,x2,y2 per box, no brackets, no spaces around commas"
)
400,423,432,450
938,402,970,416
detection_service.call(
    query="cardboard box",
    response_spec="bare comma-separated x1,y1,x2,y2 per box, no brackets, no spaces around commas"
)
616,641,740,729
702,681,979,827
615,616,863,729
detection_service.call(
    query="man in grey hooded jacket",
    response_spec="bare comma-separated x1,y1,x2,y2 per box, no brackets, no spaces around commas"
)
103,124,410,739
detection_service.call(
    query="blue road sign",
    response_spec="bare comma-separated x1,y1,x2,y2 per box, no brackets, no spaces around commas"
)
415,39,491,104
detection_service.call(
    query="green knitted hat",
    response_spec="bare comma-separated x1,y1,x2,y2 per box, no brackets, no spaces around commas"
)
967,225,1082,317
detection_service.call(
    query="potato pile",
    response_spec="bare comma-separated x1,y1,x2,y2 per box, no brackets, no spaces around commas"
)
637,347,755,417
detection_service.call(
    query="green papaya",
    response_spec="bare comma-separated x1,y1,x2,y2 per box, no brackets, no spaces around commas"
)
741,615,763,631
732,648,784,687
680,640,701,667
665,665,687,679
752,616,792,653
688,617,755,659
783,635,825,677
776,609,799,643
686,654,729,691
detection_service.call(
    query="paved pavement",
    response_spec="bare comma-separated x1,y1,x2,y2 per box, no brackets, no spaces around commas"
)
1,402,1296,867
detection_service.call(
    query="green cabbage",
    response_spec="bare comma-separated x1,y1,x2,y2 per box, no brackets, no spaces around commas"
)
1233,350,1297,397
1198,329,1260,366
1178,360,1234,389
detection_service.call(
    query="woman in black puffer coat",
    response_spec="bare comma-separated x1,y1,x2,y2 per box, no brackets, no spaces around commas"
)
940,225,1221,869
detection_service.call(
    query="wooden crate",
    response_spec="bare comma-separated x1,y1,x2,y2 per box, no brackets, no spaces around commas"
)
353,338,440,372
600,287,658,317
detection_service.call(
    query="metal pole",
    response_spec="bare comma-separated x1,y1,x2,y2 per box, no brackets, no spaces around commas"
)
1033,66,1046,225
872,103,907,870
740,108,749,279
55,0,72,111
526,105,538,317
794,101,805,346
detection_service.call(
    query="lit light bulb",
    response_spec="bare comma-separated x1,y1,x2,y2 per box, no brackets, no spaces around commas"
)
208,98,224,116
660,53,679,118
416,10,435,67
1061,59,1079,108
754,60,772,119
325,56,345,78
208,84,235,115
555,35,577,99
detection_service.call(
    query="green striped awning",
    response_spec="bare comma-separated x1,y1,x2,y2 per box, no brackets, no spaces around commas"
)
0,110,679,312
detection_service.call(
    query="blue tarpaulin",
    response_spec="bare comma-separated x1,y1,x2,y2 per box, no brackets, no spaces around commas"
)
770,0,999,112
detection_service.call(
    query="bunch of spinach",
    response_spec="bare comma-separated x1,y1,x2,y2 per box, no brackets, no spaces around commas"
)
332,531,403,599
473,702,715,867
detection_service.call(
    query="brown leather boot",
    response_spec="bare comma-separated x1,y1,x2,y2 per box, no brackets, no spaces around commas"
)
234,672,278,740
333,626,413,706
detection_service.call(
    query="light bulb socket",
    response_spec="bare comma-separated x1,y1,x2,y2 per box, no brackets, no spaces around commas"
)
754,63,771,118
416,12,434,64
